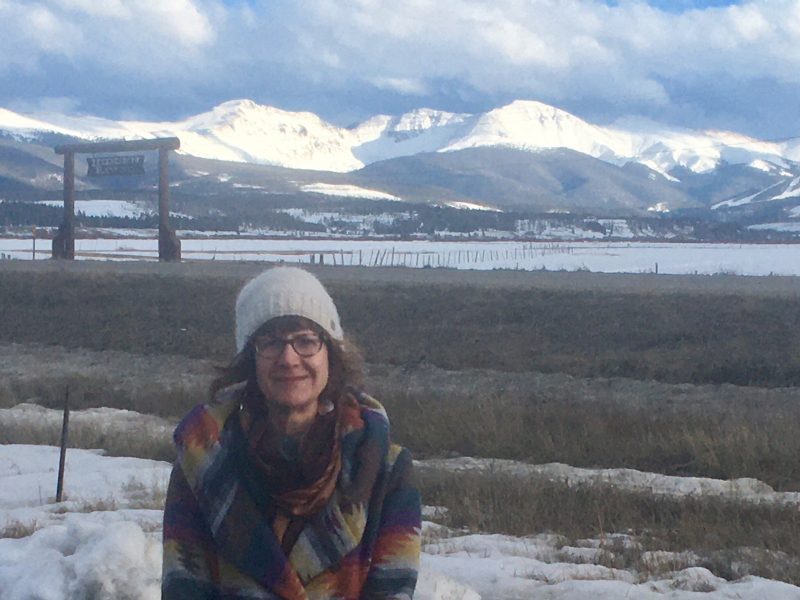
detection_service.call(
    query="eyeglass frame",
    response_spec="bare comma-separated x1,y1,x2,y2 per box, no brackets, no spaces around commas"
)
251,331,326,359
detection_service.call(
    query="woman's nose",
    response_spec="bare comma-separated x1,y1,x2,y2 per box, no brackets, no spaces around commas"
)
275,340,301,363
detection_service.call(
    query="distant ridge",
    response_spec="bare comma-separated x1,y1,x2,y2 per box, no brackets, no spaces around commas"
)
0,98,797,176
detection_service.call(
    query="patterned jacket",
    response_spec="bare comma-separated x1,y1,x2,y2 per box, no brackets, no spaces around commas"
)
162,388,421,600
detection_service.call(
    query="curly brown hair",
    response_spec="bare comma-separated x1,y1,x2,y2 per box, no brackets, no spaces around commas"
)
209,315,364,405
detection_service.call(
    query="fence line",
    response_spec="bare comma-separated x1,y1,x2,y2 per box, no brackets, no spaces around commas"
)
4,241,579,268
300,243,575,268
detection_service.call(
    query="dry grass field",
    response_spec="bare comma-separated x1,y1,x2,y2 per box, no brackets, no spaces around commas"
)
3,259,800,584
3,259,800,385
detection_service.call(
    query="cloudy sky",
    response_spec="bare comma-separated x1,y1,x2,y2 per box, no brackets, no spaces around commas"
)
1,0,799,139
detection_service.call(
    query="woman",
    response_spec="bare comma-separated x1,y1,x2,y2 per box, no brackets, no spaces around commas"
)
162,267,421,600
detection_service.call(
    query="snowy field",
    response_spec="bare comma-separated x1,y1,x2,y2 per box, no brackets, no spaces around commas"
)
1,405,800,599
37,200,149,219
2,235,800,276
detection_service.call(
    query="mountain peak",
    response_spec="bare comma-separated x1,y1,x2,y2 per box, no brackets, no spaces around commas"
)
192,99,337,130
212,98,260,115
393,107,467,131
444,98,627,161
493,99,579,121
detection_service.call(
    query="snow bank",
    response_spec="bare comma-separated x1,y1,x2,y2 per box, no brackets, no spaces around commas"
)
416,456,800,506
0,444,171,530
2,443,800,599
421,529,800,599
0,517,161,600
0,404,175,450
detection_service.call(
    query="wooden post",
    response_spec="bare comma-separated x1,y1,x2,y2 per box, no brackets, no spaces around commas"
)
158,145,181,262
56,387,70,502
52,152,75,259
159,146,169,224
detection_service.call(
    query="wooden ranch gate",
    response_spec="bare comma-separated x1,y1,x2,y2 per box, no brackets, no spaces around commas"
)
52,137,182,261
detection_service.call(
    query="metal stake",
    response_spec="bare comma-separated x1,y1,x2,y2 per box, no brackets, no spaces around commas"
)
56,387,70,503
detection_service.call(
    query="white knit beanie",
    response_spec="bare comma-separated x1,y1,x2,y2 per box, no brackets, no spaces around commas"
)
235,267,343,352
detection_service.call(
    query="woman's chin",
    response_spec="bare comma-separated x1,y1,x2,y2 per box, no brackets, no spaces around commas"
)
270,393,318,413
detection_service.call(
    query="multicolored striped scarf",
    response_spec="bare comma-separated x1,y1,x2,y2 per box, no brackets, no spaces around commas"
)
238,390,375,553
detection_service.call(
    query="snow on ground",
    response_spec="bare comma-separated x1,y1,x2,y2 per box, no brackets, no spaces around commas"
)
0,444,169,531
711,180,787,209
417,457,799,507
1,406,800,599
278,208,404,227
595,219,638,239
442,201,501,211
299,183,402,201
0,403,174,452
772,177,800,201
34,200,190,221
38,200,150,219
749,222,800,233
2,443,799,600
2,237,800,277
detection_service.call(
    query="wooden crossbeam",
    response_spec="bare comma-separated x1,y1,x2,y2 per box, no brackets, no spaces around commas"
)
54,137,180,155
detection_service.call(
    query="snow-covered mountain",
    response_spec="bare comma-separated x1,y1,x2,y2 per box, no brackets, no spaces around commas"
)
0,98,794,178
4,98,800,223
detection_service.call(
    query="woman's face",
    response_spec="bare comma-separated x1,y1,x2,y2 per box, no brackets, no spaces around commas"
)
254,327,329,412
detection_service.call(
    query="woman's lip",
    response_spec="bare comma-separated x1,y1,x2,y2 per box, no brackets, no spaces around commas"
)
272,375,307,382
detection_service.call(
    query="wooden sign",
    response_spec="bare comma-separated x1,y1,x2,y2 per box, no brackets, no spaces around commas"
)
87,155,145,177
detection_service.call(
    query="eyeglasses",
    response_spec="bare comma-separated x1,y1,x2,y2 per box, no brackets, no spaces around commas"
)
253,333,324,359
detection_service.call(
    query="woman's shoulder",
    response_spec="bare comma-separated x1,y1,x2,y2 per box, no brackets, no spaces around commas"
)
173,383,244,449
348,389,414,468
349,389,388,420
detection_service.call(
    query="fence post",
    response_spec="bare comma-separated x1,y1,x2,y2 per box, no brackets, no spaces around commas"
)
56,387,70,502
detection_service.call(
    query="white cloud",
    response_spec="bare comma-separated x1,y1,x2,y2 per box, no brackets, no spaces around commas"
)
274,0,800,125
0,0,215,76
145,0,216,47
12,96,82,114
729,5,770,41
27,5,81,53
1,0,800,137
51,0,132,19
370,77,429,95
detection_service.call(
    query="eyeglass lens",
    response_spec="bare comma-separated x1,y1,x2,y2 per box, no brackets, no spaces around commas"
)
255,335,322,357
